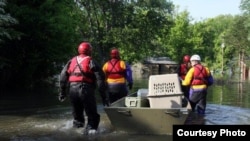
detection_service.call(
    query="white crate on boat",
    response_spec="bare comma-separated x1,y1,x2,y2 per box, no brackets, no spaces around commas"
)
125,97,149,107
148,73,183,96
147,73,183,108
147,94,183,108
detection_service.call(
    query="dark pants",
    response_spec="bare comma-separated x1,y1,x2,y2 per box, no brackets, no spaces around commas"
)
189,88,207,114
181,85,190,107
181,85,190,99
108,83,128,103
69,82,100,129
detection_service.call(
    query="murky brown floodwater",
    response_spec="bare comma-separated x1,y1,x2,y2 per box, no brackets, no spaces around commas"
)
0,77,250,141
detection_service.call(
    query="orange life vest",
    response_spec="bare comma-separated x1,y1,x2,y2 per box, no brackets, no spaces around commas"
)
106,59,125,79
67,55,94,83
191,64,208,85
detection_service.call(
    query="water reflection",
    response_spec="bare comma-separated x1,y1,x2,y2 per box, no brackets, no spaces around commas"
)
1,78,250,141
207,81,250,108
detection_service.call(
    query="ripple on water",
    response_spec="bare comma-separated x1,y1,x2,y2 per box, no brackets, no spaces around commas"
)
205,104,250,125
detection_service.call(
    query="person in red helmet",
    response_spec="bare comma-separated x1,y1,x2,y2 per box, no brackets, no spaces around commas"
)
179,55,191,80
58,41,108,135
177,55,191,106
102,48,133,103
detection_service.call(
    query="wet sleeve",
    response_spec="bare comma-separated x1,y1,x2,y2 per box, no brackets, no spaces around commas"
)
89,60,106,92
206,67,214,86
59,60,71,92
125,63,133,84
177,64,181,76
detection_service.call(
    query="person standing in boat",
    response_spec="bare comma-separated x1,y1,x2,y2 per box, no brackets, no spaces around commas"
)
182,54,213,114
58,41,108,135
102,48,133,103
177,55,191,106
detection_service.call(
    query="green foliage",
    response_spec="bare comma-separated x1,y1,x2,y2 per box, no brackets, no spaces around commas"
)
166,10,192,62
0,0,19,43
0,0,82,91
240,0,250,55
76,0,174,64
223,15,250,74
199,15,234,69
1,0,250,93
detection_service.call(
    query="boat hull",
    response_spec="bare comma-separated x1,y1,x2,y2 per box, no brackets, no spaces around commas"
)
104,93,191,135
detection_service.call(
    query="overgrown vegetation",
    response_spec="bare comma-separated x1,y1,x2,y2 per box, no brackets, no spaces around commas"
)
0,0,250,94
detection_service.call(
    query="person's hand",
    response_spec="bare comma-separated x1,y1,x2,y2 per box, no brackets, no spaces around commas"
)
178,77,183,82
102,98,110,107
128,83,133,90
99,90,110,107
101,93,110,107
58,92,66,102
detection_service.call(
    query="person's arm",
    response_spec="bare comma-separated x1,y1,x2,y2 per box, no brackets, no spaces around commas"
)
125,62,133,90
90,60,109,106
177,64,182,76
102,62,108,75
58,60,71,102
182,67,194,86
177,64,183,81
206,67,214,86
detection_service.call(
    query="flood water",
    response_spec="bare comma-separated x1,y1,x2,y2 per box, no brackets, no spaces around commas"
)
1,77,250,141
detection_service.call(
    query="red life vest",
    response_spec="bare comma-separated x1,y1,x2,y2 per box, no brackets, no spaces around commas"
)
191,64,208,85
67,55,94,83
180,63,189,80
106,59,125,79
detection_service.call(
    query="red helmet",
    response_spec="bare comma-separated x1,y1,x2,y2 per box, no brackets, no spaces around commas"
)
110,48,120,58
78,42,92,55
183,55,190,63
